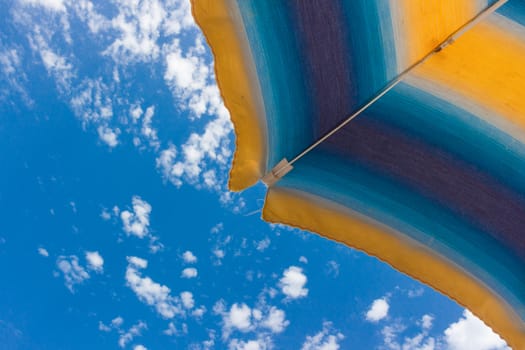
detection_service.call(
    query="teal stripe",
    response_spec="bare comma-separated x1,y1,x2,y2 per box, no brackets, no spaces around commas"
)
236,1,315,168
340,1,397,100
497,0,525,26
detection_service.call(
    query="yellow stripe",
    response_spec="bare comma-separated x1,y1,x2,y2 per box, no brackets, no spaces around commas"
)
392,0,486,69
263,187,525,349
413,15,525,135
191,0,266,191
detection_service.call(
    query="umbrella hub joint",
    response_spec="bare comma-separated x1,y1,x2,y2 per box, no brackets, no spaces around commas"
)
435,38,455,53
262,158,293,187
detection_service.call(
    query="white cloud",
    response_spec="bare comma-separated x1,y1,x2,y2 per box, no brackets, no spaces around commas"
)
140,106,159,149
326,260,340,278
228,303,252,332
164,46,202,90
216,299,289,344
100,316,148,349
67,78,123,148
381,323,406,350
15,0,234,194
407,288,425,298
130,104,143,121
85,251,104,273
444,310,510,350
366,298,389,322
156,144,179,184
163,322,178,336
162,0,194,35
156,106,232,189
213,249,225,259
421,315,433,330
279,266,308,299
134,345,147,350
120,196,152,238
128,256,148,269
157,33,233,190
182,250,197,264
379,315,438,350
19,0,66,12
129,104,160,150
0,46,32,105
180,291,194,309
255,238,270,252
112,316,124,328
56,255,90,292
125,256,182,319
40,49,71,74
100,209,111,220
301,322,345,350
70,0,109,34
27,30,74,92
103,0,166,63
38,247,49,257
70,78,113,123
181,267,198,279
98,321,111,332
228,338,270,350
261,307,289,334
192,306,206,318
97,126,119,147
299,256,308,264
0,48,20,76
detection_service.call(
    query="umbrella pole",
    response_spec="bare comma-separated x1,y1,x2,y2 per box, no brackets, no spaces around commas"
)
262,0,508,186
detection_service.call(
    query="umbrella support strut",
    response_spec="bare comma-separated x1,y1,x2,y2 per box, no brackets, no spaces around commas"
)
261,0,507,187
262,158,293,187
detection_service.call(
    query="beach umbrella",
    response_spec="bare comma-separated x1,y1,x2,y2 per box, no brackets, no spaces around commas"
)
191,0,525,347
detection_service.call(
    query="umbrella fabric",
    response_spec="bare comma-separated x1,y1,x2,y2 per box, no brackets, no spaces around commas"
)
191,0,525,347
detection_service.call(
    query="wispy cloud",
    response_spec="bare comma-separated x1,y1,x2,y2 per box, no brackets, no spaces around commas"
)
125,256,183,319
19,0,66,12
118,321,147,348
56,255,90,292
301,321,344,350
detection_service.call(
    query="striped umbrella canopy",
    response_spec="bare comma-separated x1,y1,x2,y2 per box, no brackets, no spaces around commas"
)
190,0,525,347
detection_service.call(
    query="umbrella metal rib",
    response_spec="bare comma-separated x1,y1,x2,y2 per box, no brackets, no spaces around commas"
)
262,0,508,186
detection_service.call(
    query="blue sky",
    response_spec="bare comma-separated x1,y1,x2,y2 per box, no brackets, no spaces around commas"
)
0,0,512,349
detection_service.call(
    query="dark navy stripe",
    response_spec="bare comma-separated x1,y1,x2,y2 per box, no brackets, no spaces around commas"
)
324,109,525,261
286,1,357,136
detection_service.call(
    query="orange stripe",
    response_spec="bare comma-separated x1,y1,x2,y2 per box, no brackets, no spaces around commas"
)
392,0,486,69
413,15,525,137
191,0,267,191
263,187,525,349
